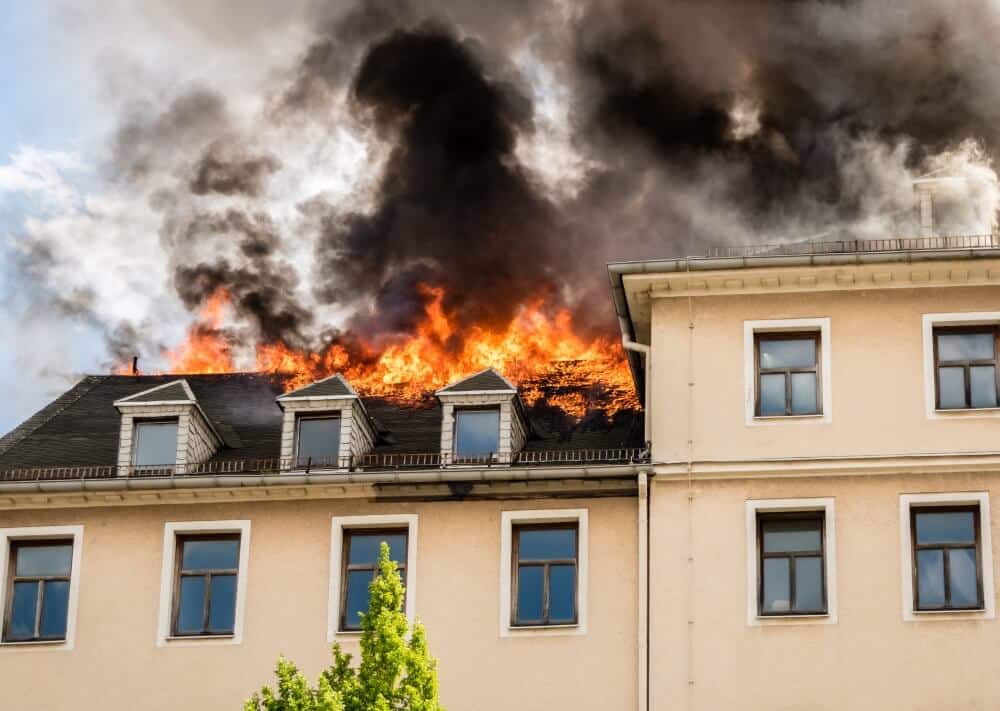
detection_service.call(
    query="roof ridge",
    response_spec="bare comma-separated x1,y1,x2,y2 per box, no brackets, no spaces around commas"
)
0,376,107,457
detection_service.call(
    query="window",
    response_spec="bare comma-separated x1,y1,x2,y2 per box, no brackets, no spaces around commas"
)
755,333,820,416
757,513,826,615
295,415,342,467
172,535,241,637
500,509,588,637
0,526,83,649
328,515,418,641
157,521,250,646
339,530,408,631
933,327,999,410
911,507,983,611
133,420,178,468
453,408,500,460
3,541,73,642
512,524,578,626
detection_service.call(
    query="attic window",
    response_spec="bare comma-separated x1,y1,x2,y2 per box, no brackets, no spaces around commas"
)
133,420,179,468
454,408,500,460
295,415,342,467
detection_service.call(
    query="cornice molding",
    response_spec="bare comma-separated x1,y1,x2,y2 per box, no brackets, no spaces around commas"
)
636,259,1000,300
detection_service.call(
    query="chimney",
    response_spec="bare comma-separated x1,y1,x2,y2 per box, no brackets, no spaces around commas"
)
912,175,966,237
131,356,139,376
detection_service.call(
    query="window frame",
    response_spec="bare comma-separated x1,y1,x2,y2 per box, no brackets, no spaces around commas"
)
294,413,343,469
0,526,84,651
452,405,501,462
745,498,836,626
756,511,827,617
170,533,242,638
754,332,822,417
328,515,418,641
156,520,250,647
922,312,1000,420
744,318,832,426
499,509,588,637
131,417,180,470
510,522,579,627
931,325,1000,411
909,504,984,612
338,527,409,633
899,492,995,621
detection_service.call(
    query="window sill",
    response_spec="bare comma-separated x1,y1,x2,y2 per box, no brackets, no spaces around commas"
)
160,633,240,647
932,407,1000,417
749,612,835,627
502,623,584,638
0,639,72,652
749,413,829,426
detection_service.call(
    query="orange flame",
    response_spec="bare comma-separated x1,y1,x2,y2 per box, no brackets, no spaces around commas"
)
125,284,639,418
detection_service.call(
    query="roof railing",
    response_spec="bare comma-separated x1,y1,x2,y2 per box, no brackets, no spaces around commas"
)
0,448,650,483
704,234,1000,259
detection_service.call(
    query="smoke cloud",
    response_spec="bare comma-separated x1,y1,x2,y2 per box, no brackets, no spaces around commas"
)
6,0,1000,395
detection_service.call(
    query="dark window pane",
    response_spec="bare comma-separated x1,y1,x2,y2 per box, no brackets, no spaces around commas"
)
938,367,967,409
518,528,576,560
790,372,818,414
916,549,945,608
948,548,979,607
762,558,790,613
7,581,39,640
454,410,500,458
937,332,994,361
762,519,821,553
915,511,975,544
348,533,407,566
794,557,824,611
134,421,178,467
176,576,206,634
39,580,69,639
344,570,373,629
208,574,237,633
759,338,816,369
296,417,341,465
15,544,72,576
549,565,576,623
970,366,998,408
181,539,239,571
516,565,544,623
759,374,786,416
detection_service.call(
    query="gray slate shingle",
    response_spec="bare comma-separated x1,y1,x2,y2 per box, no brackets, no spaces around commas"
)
437,368,515,394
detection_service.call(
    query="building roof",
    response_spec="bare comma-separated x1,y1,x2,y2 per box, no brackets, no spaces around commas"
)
114,380,194,405
436,368,517,394
277,374,357,400
0,373,643,473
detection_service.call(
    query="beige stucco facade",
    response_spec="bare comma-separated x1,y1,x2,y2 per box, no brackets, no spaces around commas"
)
0,496,638,710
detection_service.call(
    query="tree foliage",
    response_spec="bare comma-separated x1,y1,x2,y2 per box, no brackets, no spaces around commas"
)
245,542,443,711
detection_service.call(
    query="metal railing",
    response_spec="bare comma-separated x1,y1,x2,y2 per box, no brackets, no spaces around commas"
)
0,448,650,483
704,234,1000,259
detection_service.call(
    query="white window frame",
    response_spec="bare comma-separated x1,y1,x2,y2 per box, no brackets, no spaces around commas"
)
156,520,251,647
745,498,837,626
294,413,344,467
899,492,994,621
328,514,418,641
132,418,180,467
744,318,832,426
500,509,588,637
0,526,84,652
922,312,1000,420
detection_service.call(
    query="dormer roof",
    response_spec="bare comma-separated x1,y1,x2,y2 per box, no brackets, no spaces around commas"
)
435,368,517,396
276,374,358,403
113,379,196,406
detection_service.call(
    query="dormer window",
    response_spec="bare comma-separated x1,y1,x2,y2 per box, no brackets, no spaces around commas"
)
454,408,500,461
133,420,179,468
295,415,342,468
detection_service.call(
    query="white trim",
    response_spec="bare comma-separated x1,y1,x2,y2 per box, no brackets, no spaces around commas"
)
744,318,832,426
922,312,1000,420
435,367,518,395
899,491,995,621
745,498,837,626
0,525,84,652
114,379,196,406
328,514,418,642
499,509,588,637
156,520,251,647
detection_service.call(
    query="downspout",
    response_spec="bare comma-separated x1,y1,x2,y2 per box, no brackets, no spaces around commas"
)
622,337,651,445
637,470,650,711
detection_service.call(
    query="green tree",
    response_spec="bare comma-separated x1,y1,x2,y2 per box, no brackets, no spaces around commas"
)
246,542,443,711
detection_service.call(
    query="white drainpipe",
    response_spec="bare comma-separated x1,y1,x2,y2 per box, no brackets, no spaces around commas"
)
622,337,651,445
637,470,650,711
